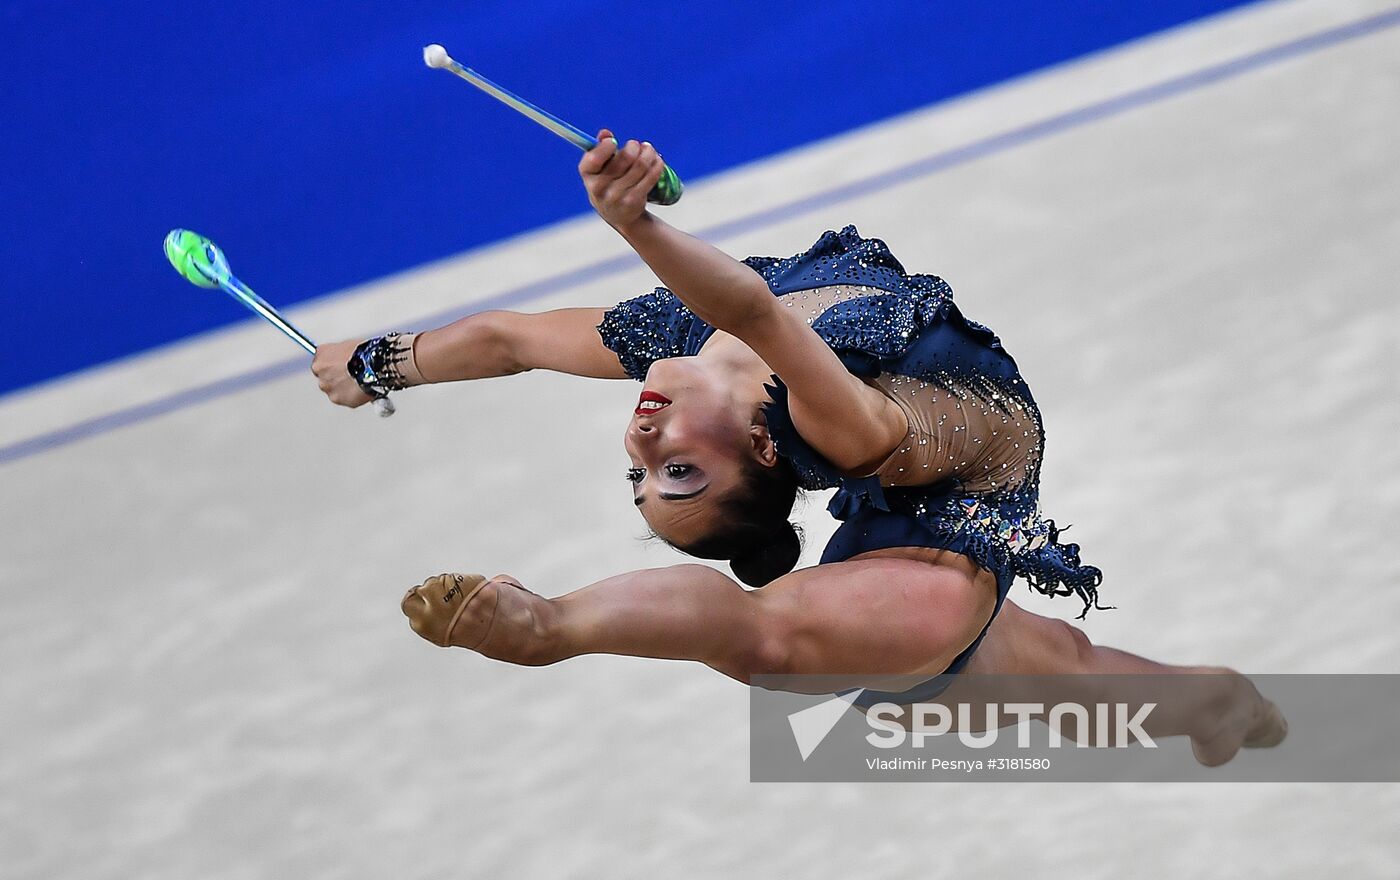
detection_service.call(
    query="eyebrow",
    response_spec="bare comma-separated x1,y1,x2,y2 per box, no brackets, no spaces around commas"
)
635,485,710,506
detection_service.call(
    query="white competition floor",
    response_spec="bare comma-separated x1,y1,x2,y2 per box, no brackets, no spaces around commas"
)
3,1,1398,876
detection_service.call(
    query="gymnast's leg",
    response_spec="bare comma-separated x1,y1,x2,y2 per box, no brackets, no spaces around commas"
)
933,600,1287,765
400,558,996,690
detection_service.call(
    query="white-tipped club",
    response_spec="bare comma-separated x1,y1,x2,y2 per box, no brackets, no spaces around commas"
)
420,42,597,151
418,43,682,204
422,43,451,69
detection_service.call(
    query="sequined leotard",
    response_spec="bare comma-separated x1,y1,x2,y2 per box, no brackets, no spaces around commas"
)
770,283,1042,496
597,226,1104,705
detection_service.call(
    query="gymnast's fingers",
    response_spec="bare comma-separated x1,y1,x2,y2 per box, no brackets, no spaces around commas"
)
311,339,372,408
603,138,641,180
578,128,618,176
640,146,666,191
634,142,665,192
615,141,657,192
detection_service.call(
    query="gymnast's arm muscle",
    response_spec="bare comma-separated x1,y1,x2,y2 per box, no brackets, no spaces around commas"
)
581,137,785,334
616,217,906,473
414,308,630,380
614,214,777,333
738,302,908,474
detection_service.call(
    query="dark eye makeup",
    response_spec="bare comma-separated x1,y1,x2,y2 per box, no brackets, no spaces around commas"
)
628,464,707,505
627,464,695,483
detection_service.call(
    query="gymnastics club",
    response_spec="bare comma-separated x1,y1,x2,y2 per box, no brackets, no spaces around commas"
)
422,44,684,206
163,229,396,417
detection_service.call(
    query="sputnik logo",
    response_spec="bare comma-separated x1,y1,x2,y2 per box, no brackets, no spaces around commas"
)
786,690,865,761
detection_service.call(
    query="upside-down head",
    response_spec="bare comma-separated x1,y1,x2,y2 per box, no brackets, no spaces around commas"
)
623,358,802,586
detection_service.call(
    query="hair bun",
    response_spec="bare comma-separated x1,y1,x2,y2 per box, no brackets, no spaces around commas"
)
730,523,802,588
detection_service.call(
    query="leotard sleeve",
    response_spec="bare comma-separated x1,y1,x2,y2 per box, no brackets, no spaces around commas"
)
595,288,716,381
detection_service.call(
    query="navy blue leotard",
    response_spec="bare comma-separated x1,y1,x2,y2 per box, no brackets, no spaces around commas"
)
598,226,1105,705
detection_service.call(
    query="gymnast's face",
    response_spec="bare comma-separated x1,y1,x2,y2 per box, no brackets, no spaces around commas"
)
623,358,768,546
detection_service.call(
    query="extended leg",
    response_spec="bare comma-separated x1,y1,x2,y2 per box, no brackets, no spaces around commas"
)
401,558,997,687
937,601,1286,765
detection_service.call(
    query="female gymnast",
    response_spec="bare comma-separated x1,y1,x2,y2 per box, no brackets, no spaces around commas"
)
312,132,1284,763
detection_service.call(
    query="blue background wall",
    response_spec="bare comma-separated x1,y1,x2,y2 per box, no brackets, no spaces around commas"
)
0,0,1253,395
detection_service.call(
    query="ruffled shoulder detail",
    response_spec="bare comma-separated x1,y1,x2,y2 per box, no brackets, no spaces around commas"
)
742,225,919,293
741,224,952,299
745,225,1004,367
596,287,714,381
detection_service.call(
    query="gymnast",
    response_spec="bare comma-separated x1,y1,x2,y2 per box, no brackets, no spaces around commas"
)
312,131,1284,763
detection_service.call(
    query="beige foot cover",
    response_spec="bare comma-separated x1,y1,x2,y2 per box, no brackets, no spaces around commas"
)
401,573,494,648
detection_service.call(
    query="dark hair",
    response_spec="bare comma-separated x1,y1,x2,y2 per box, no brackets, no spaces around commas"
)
669,457,803,587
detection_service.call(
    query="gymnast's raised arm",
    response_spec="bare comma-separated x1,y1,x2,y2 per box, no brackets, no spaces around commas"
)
579,131,773,333
579,131,907,473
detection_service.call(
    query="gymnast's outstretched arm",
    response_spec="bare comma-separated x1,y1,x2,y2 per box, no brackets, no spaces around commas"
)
409,308,630,381
311,307,629,407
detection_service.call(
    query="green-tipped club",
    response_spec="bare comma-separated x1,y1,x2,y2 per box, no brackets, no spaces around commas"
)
163,229,395,417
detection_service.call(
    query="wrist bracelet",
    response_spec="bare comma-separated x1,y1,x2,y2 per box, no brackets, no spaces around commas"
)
347,332,423,396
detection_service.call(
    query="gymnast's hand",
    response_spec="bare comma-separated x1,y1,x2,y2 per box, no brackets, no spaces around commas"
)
311,339,373,408
579,128,666,232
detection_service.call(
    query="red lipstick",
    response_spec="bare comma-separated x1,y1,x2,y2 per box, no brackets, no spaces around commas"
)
635,390,672,416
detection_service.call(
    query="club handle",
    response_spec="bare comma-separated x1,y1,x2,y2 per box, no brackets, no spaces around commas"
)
647,164,684,206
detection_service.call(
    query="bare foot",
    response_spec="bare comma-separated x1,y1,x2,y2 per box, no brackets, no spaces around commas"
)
1243,699,1288,749
1189,672,1283,766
